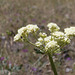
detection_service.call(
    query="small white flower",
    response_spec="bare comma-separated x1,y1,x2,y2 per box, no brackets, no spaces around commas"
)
45,40,60,50
52,32,70,46
26,24,39,33
44,36,54,43
18,27,27,34
39,32,47,38
44,36,51,43
47,23,60,32
35,41,42,47
63,36,70,44
64,27,75,37
52,31,64,38
14,34,21,41
38,37,43,42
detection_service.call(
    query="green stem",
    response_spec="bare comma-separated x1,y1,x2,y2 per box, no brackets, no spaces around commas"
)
25,38,36,47
48,53,58,75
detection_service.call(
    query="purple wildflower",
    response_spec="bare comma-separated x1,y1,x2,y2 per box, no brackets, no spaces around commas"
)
42,20,46,23
9,18,12,22
31,67,37,71
66,57,71,61
0,57,4,61
22,49,28,52
32,19,36,22
56,53,61,55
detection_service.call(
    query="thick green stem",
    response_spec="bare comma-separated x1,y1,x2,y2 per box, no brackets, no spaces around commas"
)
48,53,58,75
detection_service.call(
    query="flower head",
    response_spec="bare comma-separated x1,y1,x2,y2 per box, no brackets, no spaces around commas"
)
52,31,70,46
45,40,60,53
64,27,75,38
22,49,28,52
0,57,4,61
31,67,37,71
18,27,27,35
14,24,39,41
14,22,75,55
14,34,21,41
39,32,47,38
44,36,54,43
63,36,70,44
26,24,39,33
47,23,60,32
38,37,43,42
52,31,64,38
66,57,71,61
35,41,42,47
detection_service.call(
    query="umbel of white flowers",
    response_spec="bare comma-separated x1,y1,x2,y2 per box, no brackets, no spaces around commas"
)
14,23,75,54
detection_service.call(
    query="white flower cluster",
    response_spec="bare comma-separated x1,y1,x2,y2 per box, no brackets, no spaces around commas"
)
64,27,75,37
35,32,47,47
44,36,54,43
26,24,39,33
39,32,47,38
14,34,21,41
18,27,27,35
35,41,42,47
52,31,64,38
38,37,43,42
45,40,60,53
14,24,39,41
35,23,72,53
51,31,70,46
47,23,60,32
35,37,43,47
63,36,70,44
14,22,75,54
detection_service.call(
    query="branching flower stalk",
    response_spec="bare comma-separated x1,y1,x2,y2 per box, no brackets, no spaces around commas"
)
14,23,75,75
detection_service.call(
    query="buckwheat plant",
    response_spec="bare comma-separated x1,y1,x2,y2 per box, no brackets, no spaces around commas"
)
14,23,75,75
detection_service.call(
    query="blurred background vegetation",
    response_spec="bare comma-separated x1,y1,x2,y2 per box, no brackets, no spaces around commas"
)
0,0,75,75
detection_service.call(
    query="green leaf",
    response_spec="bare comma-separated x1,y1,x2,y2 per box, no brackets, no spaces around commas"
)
34,48,44,54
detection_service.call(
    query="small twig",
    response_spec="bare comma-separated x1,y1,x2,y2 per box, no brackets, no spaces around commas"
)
39,61,48,70
32,55,46,66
